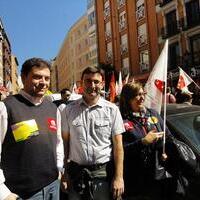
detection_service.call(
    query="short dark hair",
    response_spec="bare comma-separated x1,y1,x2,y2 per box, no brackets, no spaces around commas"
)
21,57,51,76
81,66,104,80
60,88,71,95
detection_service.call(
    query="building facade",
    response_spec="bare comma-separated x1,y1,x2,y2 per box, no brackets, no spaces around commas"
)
0,18,12,98
156,0,200,85
52,14,91,91
95,0,160,82
11,55,19,94
87,0,98,67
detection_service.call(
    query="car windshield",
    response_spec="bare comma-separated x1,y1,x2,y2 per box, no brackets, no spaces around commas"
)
167,111,200,153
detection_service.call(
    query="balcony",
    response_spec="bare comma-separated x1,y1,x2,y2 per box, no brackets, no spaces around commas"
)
161,21,180,39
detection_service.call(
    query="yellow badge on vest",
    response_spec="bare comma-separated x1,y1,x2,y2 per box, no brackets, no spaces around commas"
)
148,116,158,124
11,119,39,142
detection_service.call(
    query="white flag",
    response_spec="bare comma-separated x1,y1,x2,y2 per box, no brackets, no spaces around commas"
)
177,67,194,93
117,71,123,95
124,73,130,84
144,40,168,114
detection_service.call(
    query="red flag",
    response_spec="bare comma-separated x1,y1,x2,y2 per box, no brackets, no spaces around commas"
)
109,73,116,102
177,67,193,92
144,40,168,114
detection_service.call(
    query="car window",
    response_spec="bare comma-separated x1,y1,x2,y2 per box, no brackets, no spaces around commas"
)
167,112,200,153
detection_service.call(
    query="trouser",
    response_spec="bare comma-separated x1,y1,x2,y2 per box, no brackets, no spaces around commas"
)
67,161,112,200
68,178,110,200
17,179,60,200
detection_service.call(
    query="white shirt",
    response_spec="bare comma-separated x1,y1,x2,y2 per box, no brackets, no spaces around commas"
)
0,90,64,199
61,97,125,165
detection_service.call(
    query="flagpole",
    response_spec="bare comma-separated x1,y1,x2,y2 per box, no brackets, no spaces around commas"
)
162,70,167,156
162,40,169,157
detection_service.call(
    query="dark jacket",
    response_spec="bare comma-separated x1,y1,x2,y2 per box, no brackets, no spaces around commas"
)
122,108,178,200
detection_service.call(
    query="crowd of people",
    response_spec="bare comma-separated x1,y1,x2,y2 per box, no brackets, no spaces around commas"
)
0,57,199,200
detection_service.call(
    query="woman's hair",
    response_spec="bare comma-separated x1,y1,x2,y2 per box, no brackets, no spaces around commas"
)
119,82,143,118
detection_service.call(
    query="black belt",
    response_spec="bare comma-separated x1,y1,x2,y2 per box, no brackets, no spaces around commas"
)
70,161,108,171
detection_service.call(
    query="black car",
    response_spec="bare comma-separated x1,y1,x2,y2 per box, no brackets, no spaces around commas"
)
162,104,200,158
162,103,200,199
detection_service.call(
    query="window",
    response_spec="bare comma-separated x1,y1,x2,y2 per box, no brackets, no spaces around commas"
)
165,10,178,37
185,0,200,28
117,0,125,8
190,34,200,66
120,34,128,54
105,21,111,39
140,50,149,72
106,42,113,60
122,58,130,76
119,11,126,31
136,0,145,21
138,24,147,47
88,11,95,27
104,0,110,19
168,42,180,70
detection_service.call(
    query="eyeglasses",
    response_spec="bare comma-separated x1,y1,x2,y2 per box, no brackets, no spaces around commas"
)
83,79,102,85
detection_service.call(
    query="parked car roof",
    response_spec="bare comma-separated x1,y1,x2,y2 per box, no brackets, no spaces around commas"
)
162,104,200,158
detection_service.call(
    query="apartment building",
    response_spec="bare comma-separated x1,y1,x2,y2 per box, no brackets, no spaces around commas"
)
11,55,19,94
50,58,58,92
0,20,3,87
52,14,90,91
156,0,200,85
87,0,98,67
95,0,160,82
0,18,12,97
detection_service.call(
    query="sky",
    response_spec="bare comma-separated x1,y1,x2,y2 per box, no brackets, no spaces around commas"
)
0,0,87,71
